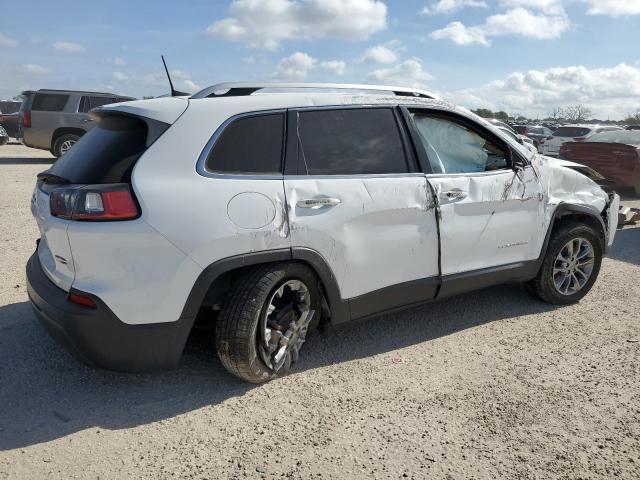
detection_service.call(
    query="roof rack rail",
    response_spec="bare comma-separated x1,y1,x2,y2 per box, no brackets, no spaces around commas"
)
190,82,439,100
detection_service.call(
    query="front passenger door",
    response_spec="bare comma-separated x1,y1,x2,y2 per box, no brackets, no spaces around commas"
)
407,109,543,278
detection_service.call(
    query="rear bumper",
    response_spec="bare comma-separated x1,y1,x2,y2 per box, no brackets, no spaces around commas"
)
26,252,194,372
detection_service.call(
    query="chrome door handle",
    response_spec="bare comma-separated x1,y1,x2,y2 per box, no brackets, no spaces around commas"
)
82,119,94,123
441,189,467,200
297,197,341,209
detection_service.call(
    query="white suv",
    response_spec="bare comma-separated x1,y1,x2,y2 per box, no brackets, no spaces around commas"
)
27,83,619,383
540,124,623,157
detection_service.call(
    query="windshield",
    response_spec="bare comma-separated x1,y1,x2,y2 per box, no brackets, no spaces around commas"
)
587,130,640,145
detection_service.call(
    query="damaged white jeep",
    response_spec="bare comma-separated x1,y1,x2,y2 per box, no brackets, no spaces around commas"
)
27,83,619,383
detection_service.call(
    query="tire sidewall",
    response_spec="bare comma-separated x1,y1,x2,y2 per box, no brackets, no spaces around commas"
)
242,264,320,382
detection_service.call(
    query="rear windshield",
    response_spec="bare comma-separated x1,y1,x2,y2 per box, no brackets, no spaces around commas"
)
587,130,640,144
46,115,150,184
31,93,69,112
552,127,591,137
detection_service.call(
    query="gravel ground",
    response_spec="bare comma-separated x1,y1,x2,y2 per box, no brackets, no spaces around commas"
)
0,144,639,479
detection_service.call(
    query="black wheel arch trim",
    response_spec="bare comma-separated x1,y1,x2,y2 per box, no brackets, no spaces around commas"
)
537,202,607,266
179,247,350,324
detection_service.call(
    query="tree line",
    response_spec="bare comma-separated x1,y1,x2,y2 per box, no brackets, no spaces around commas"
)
471,105,640,125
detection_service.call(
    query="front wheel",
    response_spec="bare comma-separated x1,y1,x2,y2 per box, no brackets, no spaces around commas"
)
527,222,603,304
215,263,321,383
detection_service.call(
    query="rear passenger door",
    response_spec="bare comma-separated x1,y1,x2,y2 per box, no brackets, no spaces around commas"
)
284,107,440,321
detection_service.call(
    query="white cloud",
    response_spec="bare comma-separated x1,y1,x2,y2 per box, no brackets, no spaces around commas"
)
430,6,569,45
320,60,346,75
580,0,640,17
430,21,489,45
53,41,86,53
183,79,202,92
499,0,564,15
24,64,49,75
360,41,403,64
113,72,129,81
368,58,434,87
444,63,640,119
113,57,126,67
0,32,18,47
274,52,318,79
421,0,487,15
206,0,387,50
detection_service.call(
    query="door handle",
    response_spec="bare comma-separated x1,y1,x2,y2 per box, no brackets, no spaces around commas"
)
440,189,467,201
297,197,341,209
82,118,94,123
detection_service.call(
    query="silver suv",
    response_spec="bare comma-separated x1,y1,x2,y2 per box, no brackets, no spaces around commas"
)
19,89,135,157
26,82,620,383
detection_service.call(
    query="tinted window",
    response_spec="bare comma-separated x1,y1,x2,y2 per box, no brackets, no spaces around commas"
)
78,96,90,113
47,116,150,184
297,108,407,175
89,96,116,110
411,113,509,174
512,125,527,134
206,113,284,174
552,127,591,137
31,94,69,111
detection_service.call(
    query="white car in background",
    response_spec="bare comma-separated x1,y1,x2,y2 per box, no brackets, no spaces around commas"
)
541,125,623,157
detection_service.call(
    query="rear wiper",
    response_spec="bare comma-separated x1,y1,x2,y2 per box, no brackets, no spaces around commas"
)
37,172,71,185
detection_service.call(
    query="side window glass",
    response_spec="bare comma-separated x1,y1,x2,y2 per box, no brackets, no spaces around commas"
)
89,96,117,110
297,108,408,175
78,96,90,113
205,113,284,174
31,94,69,112
411,113,509,174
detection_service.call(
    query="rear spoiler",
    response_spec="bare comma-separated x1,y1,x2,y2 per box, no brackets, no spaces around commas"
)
91,96,188,125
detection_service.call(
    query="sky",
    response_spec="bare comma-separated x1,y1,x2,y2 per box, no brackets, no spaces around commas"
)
1,0,639,119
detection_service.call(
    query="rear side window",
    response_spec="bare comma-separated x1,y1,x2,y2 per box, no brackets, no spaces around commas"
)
552,127,591,137
206,113,284,174
90,96,116,109
47,115,151,184
297,108,408,175
31,94,68,112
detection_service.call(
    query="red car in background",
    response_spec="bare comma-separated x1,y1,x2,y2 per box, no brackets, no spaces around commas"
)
559,130,640,196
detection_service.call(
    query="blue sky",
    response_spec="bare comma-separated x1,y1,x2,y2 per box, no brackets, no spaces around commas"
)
1,0,639,119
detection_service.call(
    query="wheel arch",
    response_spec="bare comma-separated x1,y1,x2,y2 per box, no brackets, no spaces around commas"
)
538,203,607,265
179,248,349,325
51,127,85,150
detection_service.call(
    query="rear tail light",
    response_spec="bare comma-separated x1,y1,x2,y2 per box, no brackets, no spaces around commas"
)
573,137,586,141
68,292,97,309
22,110,31,128
50,184,139,221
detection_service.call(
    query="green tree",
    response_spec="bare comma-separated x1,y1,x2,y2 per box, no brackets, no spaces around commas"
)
471,108,494,118
624,109,640,124
494,111,509,122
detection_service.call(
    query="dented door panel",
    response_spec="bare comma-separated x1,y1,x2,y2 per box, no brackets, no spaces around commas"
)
285,175,439,299
428,167,543,276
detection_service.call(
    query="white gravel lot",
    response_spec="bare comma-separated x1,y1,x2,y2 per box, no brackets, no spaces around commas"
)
0,144,639,479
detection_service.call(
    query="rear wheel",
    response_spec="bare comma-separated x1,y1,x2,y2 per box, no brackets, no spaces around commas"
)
215,263,320,383
527,222,603,304
53,133,80,158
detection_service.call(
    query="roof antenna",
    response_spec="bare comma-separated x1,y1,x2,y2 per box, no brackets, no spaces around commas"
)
161,55,188,97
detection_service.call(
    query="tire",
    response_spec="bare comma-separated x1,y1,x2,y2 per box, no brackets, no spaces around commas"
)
215,263,321,383
52,133,80,158
526,222,603,305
